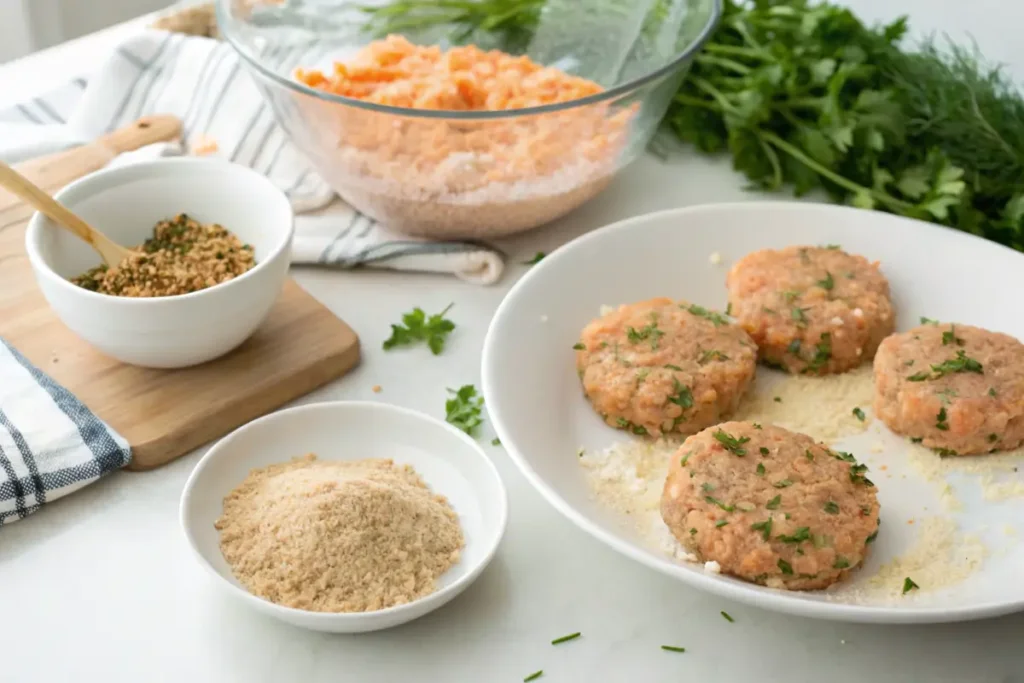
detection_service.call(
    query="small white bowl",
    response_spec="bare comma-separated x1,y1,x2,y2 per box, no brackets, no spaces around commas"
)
25,158,293,368
180,401,508,633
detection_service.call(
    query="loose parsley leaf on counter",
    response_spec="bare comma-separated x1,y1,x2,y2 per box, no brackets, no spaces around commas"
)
383,303,456,355
523,251,546,265
902,577,920,594
852,407,866,421
445,385,484,435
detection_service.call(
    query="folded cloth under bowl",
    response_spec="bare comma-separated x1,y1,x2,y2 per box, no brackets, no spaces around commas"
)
0,339,131,526
0,30,506,285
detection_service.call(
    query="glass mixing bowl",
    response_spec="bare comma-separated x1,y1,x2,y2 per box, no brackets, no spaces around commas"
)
216,0,721,239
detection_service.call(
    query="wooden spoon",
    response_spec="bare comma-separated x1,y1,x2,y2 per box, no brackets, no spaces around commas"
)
0,159,134,266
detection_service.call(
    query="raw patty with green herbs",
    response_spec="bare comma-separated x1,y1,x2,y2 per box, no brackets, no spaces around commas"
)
726,246,895,375
660,421,880,590
873,322,1024,455
574,298,756,438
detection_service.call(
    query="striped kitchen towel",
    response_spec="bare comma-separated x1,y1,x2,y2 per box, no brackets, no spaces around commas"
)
0,339,131,526
0,30,505,285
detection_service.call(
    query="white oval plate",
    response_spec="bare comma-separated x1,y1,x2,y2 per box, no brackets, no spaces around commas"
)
482,202,1024,624
180,401,508,633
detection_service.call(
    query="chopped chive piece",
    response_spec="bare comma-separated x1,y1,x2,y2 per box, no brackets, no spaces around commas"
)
715,519,729,528
778,558,794,575
906,371,930,381
573,342,586,350
824,501,840,514
852,407,865,421
524,671,543,682
766,495,782,510
705,495,735,512
699,349,730,364
902,577,919,595
833,556,850,569
661,645,686,653
777,527,810,544
756,463,766,476
773,396,782,403
751,517,773,540
791,307,809,326
720,611,734,623
773,479,793,488
686,304,730,326
920,317,939,324
713,429,750,456
551,632,581,645
664,364,683,371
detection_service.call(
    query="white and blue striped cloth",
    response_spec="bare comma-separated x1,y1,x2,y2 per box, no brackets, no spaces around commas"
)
0,30,506,285
0,340,131,526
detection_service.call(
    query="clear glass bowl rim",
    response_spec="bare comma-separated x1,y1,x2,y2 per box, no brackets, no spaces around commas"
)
215,0,723,121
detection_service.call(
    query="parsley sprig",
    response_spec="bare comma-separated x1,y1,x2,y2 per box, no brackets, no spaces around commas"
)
383,303,456,355
445,385,484,435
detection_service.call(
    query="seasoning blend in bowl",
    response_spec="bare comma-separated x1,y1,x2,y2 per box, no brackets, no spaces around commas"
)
180,401,508,633
25,158,293,368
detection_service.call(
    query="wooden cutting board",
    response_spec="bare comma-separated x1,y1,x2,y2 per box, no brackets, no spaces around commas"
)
0,116,361,471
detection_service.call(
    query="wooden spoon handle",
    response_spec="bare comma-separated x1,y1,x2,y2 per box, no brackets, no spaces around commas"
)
0,160,112,251
95,114,183,155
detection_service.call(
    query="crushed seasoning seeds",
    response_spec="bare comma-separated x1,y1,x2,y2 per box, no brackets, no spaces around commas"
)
70,213,254,297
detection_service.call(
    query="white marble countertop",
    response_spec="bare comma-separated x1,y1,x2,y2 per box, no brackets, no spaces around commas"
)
2,2,1023,682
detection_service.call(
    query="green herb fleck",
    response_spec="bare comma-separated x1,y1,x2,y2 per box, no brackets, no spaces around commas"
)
661,645,686,653
777,527,810,544
911,437,923,443
824,501,840,514
778,559,794,575
773,479,794,488
445,385,484,435
902,577,919,594
664,364,683,371
791,307,809,327
713,429,750,456
920,317,939,325
686,304,730,326
751,517,773,541
866,529,879,544
817,271,834,291
936,407,949,431
573,342,586,350
804,332,833,374
942,325,965,346
680,452,692,467
773,396,782,403
627,319,664,350
705,496,735,512
852,407,866,421
523,252,545,265
524,671,543,682
756,463,766,476
988,387,998,397
833,556,851,569
551,632,581,645
701,482,716,492
988,433,998,443
699,349,730,364
491,437,501,446
759,446,769,456
934,447,959,456
383,303,456,355
787,339,802,355
715,519,730,528
766,495,782,510
805,449,814,461
720,611,734,623
669,380,694,410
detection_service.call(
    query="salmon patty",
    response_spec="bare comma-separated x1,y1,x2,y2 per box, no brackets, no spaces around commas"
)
575,298,757,438
660,422,880,590
726,246,895,375
873,322,1024,455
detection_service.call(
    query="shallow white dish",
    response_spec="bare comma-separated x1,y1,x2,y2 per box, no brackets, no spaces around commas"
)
180,401,508,633
25,158,293,368
482,202,1024,624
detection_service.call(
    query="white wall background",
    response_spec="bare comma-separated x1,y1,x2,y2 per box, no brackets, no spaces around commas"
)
0,0,170,63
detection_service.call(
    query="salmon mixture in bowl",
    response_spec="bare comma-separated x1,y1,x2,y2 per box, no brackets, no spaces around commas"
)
873,322,1024,455
293,36,635,238
574,298,758,438
660,422,880,590
726,246,895,375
